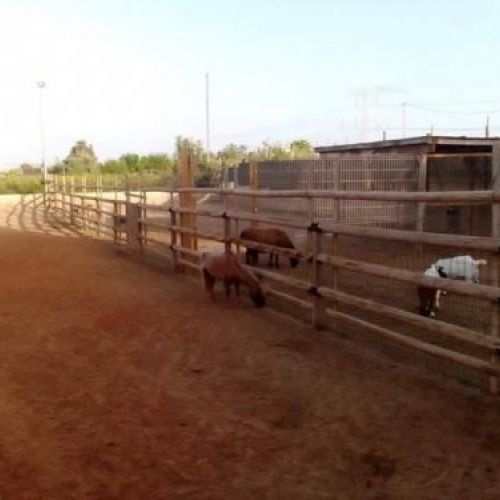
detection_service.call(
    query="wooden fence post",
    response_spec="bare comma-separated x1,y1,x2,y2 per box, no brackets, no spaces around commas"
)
311,224,327,329
79,176,86,230
125,202,142,251
179,146,196,264
250,160,259,226
96,176,102,237
169,191,179,271
140,173,147,251
112,200,119,245
490,144,500,394
234,162,239,188
52,175,58,211
223,192,231,252
69,177,75,225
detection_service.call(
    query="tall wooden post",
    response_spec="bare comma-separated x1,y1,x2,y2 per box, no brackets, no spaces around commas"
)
80,178,86,231
223,193,231,252
96,176,102,237
179,146,196,264
250,160,259,227
69,177,75,225
112,200,119,245
53,175,58,211
489,144,500,394
169,191,179,271
311,225,326,329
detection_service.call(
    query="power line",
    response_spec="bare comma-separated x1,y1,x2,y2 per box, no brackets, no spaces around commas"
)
405,103,500,115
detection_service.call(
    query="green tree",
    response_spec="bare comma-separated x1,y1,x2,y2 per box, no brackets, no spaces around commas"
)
175,136,205,166
290,139,315,159
253,141,291,161
218,143,248,167
139,154,174,173
101,158,128,175
63,140,99,173
119,153,140,173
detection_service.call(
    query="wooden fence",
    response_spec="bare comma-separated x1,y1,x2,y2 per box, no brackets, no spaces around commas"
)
45,172,500,394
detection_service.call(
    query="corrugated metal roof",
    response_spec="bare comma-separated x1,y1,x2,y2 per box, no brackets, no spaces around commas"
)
314,135,500,153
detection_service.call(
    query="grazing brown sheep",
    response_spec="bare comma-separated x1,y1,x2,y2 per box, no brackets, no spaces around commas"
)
200,250,266,307
239,227,299,268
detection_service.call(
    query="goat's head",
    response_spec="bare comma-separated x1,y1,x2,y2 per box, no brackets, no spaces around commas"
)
437,266,448,278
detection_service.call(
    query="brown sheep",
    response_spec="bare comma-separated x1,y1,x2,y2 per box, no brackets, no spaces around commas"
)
239,227,299,268
200,250,266,307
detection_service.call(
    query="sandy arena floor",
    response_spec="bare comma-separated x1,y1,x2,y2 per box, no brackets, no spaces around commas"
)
1,225,500,499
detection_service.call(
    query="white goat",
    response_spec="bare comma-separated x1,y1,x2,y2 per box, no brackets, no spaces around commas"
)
418,255,487,318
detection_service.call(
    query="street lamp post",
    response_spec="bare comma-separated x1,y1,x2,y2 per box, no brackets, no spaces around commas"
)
37,80,47,206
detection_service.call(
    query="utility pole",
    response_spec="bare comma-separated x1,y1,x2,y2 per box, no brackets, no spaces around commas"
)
205,72,210,160
37,81,47,206
486,116,490,138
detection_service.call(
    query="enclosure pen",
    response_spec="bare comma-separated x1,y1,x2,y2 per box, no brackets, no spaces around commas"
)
46,165,500,394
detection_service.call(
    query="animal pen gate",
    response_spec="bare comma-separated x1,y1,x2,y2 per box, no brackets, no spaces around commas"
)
45,150,500,394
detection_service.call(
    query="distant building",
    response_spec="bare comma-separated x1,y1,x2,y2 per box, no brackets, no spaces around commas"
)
314,135,500,236
315,135,500,157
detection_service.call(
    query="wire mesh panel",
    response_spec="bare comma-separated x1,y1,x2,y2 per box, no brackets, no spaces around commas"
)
255,157,420,225
425,156,492,236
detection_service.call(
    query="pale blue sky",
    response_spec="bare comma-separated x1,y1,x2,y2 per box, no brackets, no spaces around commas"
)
1,0,500,167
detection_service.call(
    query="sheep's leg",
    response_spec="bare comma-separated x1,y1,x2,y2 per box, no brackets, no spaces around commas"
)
235,282,241,302
202,269,216,301
268,253,273,267
435,290,441,309
245,250,250,265
275,254,280,268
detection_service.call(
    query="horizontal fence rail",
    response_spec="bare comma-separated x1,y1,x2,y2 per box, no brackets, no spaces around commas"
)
45,167,500,394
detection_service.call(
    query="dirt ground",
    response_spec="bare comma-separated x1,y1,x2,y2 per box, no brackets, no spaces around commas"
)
2,226,500,499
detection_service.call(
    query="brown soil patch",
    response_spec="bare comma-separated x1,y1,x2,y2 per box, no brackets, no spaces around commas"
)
1,228,500,499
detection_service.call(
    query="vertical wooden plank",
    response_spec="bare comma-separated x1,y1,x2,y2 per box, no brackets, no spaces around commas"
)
169,191,179,271
125,203,141,251
235,217,241,258
52,175,58,211
307,196,314,264
223,193,231,252
125,175,130,205
96,176,102,237
139,173,145,252
489,144,500,394
234,162,239,189
311,226,326,329
69,176,75,225
112,201,119,245
250,160,258,227
179,147,196,265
